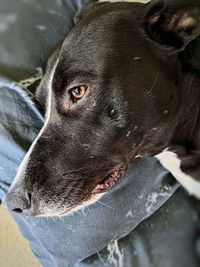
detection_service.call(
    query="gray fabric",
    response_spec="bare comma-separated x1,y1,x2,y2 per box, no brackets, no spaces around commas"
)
0,0,91,80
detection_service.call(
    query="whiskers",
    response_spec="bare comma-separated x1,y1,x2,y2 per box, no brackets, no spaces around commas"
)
65,186,85,193
96,200,115,210
62,165,116,183
62,166,91,175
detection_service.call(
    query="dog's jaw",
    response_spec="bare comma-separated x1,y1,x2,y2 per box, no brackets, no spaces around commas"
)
37,192,105,217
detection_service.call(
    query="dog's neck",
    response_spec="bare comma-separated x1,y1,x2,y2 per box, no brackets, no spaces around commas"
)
174,39,200,148
137,49,200,157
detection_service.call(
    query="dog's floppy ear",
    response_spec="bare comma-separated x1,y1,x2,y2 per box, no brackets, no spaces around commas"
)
144,0,200,52
36,45,61,110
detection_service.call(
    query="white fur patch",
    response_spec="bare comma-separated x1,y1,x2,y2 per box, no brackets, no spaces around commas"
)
155,149,200,199
7,59,59,194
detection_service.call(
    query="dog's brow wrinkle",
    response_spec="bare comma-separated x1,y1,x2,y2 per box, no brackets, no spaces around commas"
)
61,69,98,83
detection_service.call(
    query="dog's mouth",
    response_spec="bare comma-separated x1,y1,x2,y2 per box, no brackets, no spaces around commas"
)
92,165,127,194
38,165,127,217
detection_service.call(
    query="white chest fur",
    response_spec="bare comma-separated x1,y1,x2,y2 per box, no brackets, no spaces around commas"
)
155,149,200,199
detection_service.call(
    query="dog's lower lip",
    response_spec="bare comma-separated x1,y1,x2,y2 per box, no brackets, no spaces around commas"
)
92,165,126,194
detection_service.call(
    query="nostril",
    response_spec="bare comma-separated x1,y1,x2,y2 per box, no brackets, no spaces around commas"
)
28,193,32,203
6,191,32,214
12,208,23,214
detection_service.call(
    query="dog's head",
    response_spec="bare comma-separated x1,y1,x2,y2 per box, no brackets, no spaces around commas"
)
6,1,200,216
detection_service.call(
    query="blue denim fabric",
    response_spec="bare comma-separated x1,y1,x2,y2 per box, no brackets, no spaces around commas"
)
0,80,179,266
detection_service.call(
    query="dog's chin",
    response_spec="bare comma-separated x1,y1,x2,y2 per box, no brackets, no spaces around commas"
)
34,165,127,217
35,192,105,217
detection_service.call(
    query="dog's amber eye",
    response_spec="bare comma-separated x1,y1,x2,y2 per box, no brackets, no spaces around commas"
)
69,85,87,101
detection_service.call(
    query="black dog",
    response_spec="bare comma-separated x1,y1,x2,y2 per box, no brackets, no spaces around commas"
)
6,0,200,216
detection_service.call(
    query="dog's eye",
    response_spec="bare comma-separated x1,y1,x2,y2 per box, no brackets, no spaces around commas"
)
69,85,87,101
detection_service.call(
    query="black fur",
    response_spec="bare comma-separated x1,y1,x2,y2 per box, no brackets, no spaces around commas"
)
6,0,200,216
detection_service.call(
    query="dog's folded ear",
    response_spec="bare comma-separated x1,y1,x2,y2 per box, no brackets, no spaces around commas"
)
144,0,200,52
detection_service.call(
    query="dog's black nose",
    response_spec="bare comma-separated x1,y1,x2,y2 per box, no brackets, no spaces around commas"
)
6,191,31,214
